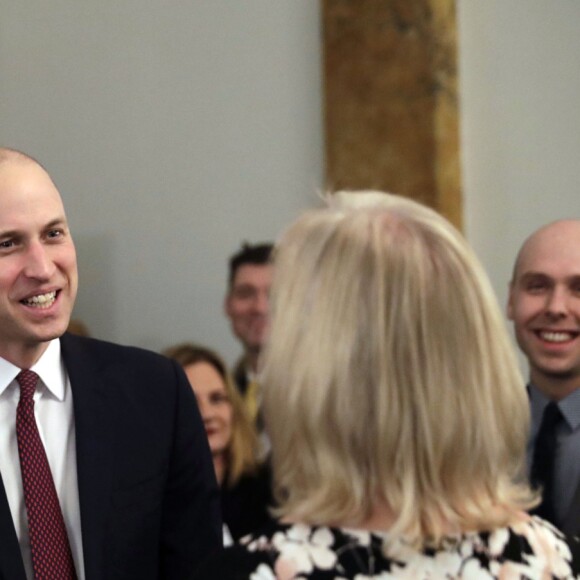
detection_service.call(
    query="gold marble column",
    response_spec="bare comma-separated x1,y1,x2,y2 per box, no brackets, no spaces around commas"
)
323,0,462,228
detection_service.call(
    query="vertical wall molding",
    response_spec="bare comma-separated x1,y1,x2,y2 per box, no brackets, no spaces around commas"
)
323,0,462,228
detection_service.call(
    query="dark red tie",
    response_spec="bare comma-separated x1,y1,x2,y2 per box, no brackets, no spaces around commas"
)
16,370,77,580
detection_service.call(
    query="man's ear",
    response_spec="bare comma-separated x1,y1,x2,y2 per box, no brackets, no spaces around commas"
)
506,282,515,320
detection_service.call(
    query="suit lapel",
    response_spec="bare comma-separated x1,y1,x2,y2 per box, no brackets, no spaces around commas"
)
61,334,116,580
0,473,26,580
561,480,580,537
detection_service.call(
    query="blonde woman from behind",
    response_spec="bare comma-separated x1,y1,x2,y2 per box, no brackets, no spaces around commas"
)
197,191,580,579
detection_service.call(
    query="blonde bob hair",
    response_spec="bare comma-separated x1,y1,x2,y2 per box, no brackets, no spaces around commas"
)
262,190,536,546
162,342,260,487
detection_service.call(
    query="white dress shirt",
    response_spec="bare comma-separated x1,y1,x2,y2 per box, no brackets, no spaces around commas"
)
0,339,85,579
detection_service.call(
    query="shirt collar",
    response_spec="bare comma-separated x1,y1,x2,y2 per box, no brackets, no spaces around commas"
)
0,339,66,401
529,383,580,432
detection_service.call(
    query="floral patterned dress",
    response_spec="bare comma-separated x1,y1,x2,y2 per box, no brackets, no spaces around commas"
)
195,517,580,579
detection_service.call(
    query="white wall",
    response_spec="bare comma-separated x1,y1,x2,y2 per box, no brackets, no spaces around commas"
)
0,2,323,363
3,1,580,367
459,0,580,317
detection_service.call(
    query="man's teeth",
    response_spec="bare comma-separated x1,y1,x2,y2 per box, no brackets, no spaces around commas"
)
540,331,574,343
22,291,57,309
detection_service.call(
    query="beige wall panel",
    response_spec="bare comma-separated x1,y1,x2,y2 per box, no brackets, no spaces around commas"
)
323,0,462,228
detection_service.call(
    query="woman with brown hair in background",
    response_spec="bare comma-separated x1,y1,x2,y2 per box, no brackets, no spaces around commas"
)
163,342,272,545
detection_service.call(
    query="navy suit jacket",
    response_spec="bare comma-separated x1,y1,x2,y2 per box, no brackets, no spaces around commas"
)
0,334,222,579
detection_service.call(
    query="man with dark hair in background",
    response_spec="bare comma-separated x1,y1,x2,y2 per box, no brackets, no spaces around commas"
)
224,243,272,430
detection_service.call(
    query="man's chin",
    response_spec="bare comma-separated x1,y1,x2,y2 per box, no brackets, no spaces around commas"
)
244,340,264,352
534,363,580,382
26,320,70,344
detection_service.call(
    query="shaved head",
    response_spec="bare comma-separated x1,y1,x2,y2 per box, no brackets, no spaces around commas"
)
508,218,580,399
511,220,580,282
0,147,45,170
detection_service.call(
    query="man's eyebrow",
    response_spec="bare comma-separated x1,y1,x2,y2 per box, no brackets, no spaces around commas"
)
0,217,68,238
516,271,552,284
520,271,549,278
44,217,68,229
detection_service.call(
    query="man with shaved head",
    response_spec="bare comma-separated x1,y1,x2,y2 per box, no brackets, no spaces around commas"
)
508,219,580,536
0,148,221,579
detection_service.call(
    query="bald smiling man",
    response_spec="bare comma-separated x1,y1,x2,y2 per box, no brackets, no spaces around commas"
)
508,219,580,536
0,148,221,579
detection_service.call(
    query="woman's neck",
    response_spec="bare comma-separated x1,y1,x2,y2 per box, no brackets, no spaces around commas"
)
213,454,226,486
355,500,397,531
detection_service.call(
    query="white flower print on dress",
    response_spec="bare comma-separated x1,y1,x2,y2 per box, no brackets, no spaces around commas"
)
520,518,573,578
230,519,579,579
389,548,465,579
461,558,496,578
270,524,337,578
250,563,277,580
344,529,372,547
487,526,510,557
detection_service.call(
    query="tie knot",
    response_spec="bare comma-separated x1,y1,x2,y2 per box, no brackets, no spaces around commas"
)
16,369,39,400
542,401,563,429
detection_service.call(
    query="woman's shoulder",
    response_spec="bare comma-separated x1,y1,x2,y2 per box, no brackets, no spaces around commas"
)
195,518,580,579
494,516,580,575
194,521,390,579
194,521,285,579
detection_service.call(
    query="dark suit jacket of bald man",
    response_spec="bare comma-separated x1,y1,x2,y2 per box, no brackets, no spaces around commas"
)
0,333,222,579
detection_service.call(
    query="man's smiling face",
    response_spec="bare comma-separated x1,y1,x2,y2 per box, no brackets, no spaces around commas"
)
0,158,78,367
508,220,580,399
225,263,272,355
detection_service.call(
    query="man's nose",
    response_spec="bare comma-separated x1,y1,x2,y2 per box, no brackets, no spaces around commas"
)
545,286,569,318
253,291,269,314
23,242,55,280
